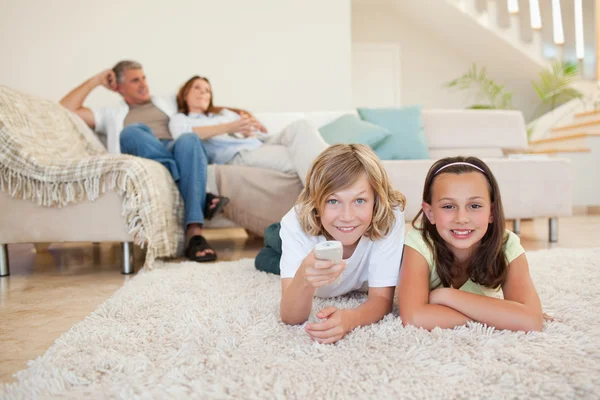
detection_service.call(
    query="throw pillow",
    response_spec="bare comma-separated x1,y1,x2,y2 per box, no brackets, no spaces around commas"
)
319,114,391,148
357,105,430,160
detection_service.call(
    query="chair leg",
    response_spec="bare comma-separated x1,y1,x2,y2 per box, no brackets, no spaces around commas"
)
549,217,558,243
0,244,9,277
121,242,134,275
512,219,521,235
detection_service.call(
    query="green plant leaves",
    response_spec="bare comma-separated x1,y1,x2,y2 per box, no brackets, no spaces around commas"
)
444,63,514,110
531,60,583,110
444,61,584,118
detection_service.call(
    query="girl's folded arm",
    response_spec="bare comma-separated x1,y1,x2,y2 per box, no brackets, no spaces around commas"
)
398,246,470,330
431,254,543,332
344,287,395,330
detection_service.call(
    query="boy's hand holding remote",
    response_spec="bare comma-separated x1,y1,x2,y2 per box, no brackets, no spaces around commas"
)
300,247,346,289
304,241,353,343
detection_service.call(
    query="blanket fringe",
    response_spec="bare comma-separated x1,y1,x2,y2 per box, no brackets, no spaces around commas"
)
0,166,159,266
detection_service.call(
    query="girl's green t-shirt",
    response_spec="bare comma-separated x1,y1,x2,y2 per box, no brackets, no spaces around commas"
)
404,228,525,297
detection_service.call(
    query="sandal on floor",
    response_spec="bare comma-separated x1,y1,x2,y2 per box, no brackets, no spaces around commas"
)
185,235,217,262
204,193,230,220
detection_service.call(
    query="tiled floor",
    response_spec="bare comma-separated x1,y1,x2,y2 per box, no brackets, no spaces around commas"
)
1,216,600,383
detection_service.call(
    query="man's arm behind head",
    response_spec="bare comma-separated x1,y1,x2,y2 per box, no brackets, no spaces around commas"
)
59,69,117,129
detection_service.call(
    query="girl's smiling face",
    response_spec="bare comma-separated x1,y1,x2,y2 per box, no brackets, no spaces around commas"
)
422,172,493,262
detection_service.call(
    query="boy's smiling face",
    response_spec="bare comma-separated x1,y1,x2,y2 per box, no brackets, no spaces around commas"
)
320,173,374,258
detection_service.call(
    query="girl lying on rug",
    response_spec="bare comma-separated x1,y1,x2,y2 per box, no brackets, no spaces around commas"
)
398,156,545,332
278,144,406,344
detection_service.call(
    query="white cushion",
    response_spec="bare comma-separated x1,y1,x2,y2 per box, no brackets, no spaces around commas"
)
428,147,504,159
254,111,356,134
422,109,528,150
253,113,305,135
302,110,359,128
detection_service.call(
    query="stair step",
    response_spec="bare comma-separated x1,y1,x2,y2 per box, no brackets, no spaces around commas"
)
530,132,600,144
528,133,600,153
552,119,600,133
526,147,591,154
565,111,600,124
573,109,600,124
575,109,600,119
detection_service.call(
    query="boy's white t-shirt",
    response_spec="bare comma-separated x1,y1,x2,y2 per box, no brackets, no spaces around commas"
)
279,206,405,298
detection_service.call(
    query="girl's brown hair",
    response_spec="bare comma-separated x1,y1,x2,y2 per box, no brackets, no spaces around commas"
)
413,156,508,289
296,144,406,240
176,75,222,115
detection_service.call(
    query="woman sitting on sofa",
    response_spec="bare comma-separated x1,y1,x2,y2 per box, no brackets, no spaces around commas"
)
168,75,328,183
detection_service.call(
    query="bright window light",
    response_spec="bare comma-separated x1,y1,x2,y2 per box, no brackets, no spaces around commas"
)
552,0,564,44
529,0,542,29
575,0,585,59
508,0,519,13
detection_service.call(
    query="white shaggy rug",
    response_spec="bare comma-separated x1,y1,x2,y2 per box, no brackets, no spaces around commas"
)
2,248,600,399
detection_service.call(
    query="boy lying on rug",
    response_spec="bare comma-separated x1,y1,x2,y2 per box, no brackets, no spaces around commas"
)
262,144,407,344
398,157,545,332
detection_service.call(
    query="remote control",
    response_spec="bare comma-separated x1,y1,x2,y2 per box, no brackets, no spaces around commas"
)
314,241,343,263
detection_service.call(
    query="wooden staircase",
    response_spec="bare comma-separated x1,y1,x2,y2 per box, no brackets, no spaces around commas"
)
527,110,600,208
572,110,600,123
528,111,600,154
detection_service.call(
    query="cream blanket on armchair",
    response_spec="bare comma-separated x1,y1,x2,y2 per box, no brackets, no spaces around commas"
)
0,85,184,266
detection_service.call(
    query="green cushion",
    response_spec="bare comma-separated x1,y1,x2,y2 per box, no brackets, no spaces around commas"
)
319,114,391,148
357,106,430,160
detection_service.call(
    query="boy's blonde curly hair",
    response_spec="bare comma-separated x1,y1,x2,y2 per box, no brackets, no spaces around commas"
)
296,144,406,240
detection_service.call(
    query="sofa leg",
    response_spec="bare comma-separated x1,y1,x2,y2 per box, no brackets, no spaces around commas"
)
0,244,9,277
512,219,521,235
549,217,559,243
121,242,134,275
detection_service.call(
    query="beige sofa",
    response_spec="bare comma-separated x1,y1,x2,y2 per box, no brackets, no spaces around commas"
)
242,109,573,237
0,87,304,276
0,90,572,277
137,108,573,243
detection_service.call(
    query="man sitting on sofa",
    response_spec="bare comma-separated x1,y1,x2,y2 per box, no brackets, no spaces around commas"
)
60,60,240,262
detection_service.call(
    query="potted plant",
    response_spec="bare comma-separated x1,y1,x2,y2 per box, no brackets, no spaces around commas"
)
531,60,583,116
444,63,513,110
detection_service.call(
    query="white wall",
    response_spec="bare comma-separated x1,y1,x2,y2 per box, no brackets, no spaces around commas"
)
0,0,352,112
352,1,549,121
352,4,473,109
